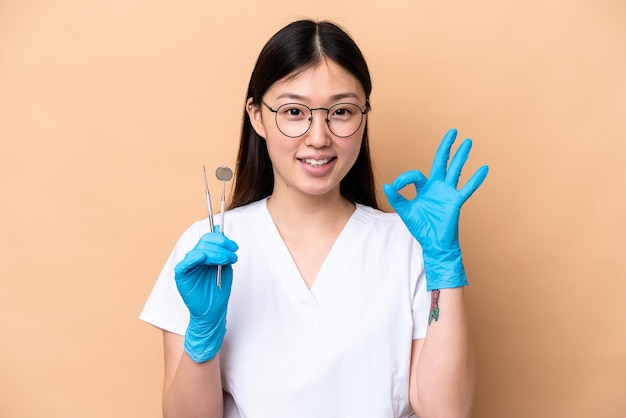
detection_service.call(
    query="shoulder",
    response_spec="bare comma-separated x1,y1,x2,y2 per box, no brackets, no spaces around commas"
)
186,199,265,233
355,204,412,234
351,204,420,252
356,204,399,221
172,200,265,250
226,199,266,222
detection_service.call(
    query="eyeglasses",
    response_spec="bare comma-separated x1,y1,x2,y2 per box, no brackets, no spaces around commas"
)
262,101,368,138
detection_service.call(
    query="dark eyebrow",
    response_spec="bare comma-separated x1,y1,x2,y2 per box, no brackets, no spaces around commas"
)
330,92,361,101
275,93,307,101
274,92,363,102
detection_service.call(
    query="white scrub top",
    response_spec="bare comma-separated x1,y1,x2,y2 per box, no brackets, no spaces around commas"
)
140,198,430,418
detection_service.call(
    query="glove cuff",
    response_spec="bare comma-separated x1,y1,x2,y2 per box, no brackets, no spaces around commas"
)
422,250,468,291
184,312,227,363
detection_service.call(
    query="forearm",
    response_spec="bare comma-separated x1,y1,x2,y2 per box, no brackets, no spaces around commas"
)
163,353,224,418
414,288,475,418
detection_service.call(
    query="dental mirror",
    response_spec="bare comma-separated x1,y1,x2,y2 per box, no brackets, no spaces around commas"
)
215,166,233,287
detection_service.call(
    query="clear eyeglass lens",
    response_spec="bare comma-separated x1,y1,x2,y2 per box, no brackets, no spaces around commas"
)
274,103,364,138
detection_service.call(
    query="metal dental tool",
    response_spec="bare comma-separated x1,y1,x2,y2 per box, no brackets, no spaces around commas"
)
203,164,222,287
203,165,215,231
214,166,233,287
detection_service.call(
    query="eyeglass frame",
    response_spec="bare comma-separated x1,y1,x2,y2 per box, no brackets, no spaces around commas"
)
261,101,369,138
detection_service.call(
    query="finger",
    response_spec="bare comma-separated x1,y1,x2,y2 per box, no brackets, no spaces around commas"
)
174,250,206,275
390,170,428,192
176,244,238,274
446,138,472,188
198,232,239,252
458,165,489,202
209,248,238,266
430,128,458,181
383,183,409,212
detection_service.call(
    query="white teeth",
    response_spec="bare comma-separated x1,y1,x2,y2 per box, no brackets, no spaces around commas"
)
303,158,331,167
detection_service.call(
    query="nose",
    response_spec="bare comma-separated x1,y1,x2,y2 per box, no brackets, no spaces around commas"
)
303,109,332,148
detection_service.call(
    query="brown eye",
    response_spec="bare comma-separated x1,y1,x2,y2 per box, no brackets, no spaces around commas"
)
279,104,309,120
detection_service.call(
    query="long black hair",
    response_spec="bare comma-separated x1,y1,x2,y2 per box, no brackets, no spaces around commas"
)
229,19,378,210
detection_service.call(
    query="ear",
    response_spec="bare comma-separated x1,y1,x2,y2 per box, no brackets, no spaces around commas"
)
246,98,267,139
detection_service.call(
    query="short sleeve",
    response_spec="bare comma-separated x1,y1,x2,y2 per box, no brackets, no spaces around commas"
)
139,221,209,335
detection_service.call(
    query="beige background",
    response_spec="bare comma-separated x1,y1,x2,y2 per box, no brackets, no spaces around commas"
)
1,0,625,417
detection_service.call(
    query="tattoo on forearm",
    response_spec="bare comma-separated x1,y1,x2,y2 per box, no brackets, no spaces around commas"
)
428,289,441,325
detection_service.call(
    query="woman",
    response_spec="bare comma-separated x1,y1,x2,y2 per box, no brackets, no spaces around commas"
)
140,19,488,418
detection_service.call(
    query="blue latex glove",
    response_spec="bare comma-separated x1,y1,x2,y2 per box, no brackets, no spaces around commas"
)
174,226,238,363
384,128,488,291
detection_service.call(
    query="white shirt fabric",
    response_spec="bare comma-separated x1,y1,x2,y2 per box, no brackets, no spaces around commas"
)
140,198,430,418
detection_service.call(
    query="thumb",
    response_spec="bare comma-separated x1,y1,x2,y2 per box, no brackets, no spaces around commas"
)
174,249,206,276
384,184,409,212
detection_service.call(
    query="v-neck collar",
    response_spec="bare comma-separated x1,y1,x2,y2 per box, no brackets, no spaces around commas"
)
253,198,373,329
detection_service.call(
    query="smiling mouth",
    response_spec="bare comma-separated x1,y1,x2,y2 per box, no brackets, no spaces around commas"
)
299,157,335,167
